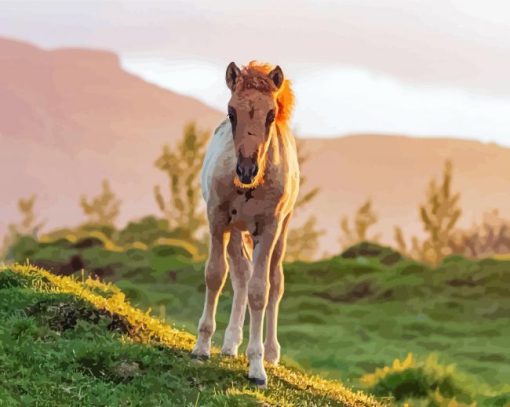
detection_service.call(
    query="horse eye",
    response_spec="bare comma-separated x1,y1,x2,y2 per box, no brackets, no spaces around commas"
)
266,109,275,126
228,106,237,135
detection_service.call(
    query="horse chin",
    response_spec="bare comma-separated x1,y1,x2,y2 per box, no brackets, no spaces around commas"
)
233,173,264,189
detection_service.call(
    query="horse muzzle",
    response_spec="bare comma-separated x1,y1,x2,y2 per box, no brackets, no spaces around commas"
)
236,160,259,185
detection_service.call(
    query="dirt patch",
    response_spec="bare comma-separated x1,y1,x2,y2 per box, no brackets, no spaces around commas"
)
447,278,478,287
89,266,116,280
25,299,131,334
74,237,105,249
380,252,402,266
341,242,403,265
114,361,141,380
33,255,84,276
315,281,374,303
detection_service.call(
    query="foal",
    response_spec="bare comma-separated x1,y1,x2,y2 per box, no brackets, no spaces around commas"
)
192,61,299,386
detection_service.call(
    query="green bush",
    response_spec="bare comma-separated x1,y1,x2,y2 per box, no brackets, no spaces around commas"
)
5,235,40,261
117,216,176,246
340,241,403,265
361,354,470,403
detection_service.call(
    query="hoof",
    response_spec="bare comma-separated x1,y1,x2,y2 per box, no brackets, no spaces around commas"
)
221,340,240,357
248,377,267,388
221,351,237,358
191,354,209,362
264,342,281,365
264,356,280,366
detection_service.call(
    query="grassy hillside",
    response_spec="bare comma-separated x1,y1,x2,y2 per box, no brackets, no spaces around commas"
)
6,236,510,405
0,263,382,406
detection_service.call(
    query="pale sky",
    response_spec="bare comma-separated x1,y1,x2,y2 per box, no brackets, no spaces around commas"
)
1,0,510,144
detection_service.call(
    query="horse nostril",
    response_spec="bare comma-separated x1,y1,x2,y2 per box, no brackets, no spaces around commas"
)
252,164,259,177
236,164,242,177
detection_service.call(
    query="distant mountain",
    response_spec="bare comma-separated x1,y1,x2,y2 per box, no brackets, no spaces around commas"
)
2,38,509,255
299,135,510,255
0,37,223,240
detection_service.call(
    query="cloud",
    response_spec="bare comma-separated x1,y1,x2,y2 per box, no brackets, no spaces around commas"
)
291,66,510,143
122,57,510,144
1,0,510,96
2,0,510,143
122,57,228,110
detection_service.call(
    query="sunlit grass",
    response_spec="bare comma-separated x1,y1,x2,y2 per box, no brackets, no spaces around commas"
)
39,230,201,260
6,237,510,405
0,263,383,406
358,353,504,406
361,353,417,387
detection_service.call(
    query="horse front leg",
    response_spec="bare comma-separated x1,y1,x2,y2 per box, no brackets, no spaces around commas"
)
246,219,281,387
222,230,252,357
192,224,229,360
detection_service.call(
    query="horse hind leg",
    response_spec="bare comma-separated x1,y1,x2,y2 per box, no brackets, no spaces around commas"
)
222,230,252,356
192,227,229,359
264,214,291,365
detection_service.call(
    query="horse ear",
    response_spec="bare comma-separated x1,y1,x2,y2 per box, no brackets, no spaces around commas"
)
226,62,241,91
268,65,284,89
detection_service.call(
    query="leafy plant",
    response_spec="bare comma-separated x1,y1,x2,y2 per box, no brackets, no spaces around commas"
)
1,195,45,258
449,209,510,258
286,139,324,261
340,199,379,249
361,353,469,403
117,216,175,246
286,216,323,261
395,160,462,266
154,122,208,242
80,179,121,227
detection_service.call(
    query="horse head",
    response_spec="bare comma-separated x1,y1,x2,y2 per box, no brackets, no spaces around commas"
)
225,61,286,188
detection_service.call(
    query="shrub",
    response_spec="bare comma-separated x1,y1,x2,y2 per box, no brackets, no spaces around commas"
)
286,216,324,261
117,216,177,246
154,122,208,242
80,179,121,227
285,139,323,261
449,209,510,259
341,242,402,265
1,195,44,259
340,199,380,250
395,160,462,266
360,353,469,402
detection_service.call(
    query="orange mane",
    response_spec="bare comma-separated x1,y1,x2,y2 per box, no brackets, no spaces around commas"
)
241,61,295,127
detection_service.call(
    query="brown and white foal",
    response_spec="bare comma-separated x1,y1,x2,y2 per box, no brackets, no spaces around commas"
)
192,61,299,387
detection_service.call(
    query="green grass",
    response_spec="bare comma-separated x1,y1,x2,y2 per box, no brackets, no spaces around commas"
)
7,237,510,405
0,264,381,407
